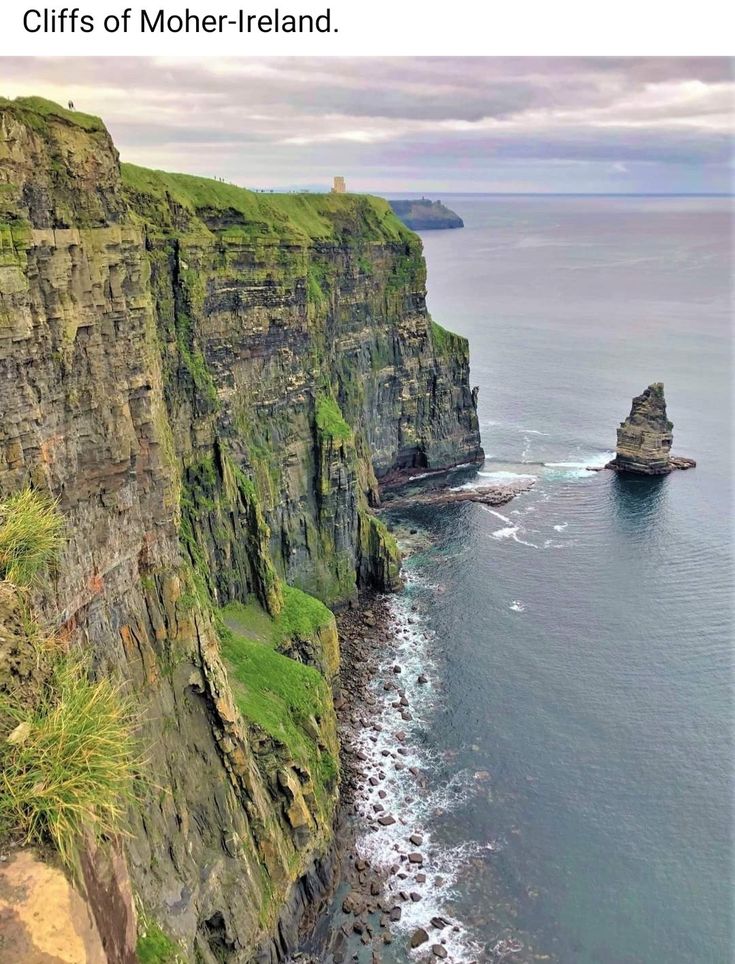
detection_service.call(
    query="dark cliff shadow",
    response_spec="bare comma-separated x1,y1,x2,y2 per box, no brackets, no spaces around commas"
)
610,471,669,531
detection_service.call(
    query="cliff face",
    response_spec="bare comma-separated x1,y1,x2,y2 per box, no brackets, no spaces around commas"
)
0,99,482,961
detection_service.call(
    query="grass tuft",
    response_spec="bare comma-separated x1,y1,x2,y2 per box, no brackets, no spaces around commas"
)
0,488,64,587
0,651,138,867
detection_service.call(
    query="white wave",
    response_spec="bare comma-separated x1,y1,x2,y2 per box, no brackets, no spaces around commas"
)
449,469,536,493
348,586,486,963
407,460,478,482
510,600,525,612
478,470,537,484
544,451,614,479
553,522,568,532
490,525,539,549
485,508,512,524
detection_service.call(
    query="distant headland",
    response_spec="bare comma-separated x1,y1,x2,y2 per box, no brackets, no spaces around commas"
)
388,198,464,231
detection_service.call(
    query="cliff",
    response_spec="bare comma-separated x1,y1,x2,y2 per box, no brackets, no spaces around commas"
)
606,383,695,475
0,97,482,962
388,198,464,231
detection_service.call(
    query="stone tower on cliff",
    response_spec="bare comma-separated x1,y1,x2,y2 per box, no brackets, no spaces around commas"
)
331,176,346,194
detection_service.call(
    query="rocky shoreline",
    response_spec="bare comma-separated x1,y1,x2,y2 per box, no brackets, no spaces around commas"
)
382,479,535,510
293,473,536,964
296,592,463,963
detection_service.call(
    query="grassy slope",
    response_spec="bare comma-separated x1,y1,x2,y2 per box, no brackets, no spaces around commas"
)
219,622,337,796
0,95,416,248
222,585,333,651
120,162,413,244
219,585,337,801
0,96,105,133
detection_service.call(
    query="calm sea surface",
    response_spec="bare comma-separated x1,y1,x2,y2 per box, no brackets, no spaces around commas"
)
330,195,733,964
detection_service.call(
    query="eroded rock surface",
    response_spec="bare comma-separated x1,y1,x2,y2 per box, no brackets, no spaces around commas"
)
0,97,484,962
606,383,695,475
0,851,106,964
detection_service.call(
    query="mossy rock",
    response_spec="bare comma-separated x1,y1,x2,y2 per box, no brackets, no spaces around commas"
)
219,622,338,823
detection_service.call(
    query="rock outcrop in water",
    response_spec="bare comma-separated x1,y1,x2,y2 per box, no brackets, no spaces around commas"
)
0,97,483,962
605,383,695,474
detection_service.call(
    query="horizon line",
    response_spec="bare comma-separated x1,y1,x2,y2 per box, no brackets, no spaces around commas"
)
372,191,734,198
256,188,733,198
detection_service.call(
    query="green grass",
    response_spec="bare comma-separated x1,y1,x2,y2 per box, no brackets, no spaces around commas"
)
219,625,337,806
430,318,467,357
265,192,410,243
221,599,275,645
0,221,31,265
136,915,183,964
0,96,105,133
0,652,138,868
121,163,274,230
0,488,64,587
121,162,412,245
222,585,332,650
315,395,352,442
278,585,334,642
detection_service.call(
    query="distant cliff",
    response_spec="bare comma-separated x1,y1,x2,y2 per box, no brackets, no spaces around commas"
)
0,97,482,962
388,198,464,230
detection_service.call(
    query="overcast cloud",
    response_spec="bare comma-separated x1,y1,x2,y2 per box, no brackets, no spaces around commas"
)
2,57,733,192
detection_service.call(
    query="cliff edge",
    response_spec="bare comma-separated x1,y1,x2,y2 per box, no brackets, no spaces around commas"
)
0,97,482,962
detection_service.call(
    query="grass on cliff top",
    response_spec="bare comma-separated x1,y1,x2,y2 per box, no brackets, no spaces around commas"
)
0,96,105,133
120,162,411,244
430,318,467,356
315,395,352,442
0,651,138,868
0,488,64,588
222,585,333,649
219,624,337,790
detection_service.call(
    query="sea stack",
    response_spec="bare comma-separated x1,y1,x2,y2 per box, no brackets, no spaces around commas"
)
606,383,696,474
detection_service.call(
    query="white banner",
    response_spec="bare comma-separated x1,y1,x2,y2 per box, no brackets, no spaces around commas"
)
0,0,733,56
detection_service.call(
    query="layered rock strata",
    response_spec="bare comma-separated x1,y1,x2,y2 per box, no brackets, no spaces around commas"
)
0,97,483,962
606,382,695,475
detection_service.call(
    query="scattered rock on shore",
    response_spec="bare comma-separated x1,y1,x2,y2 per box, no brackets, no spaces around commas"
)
410,927,429,948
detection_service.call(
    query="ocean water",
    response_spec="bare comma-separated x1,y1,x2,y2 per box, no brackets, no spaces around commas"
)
329,196,733,963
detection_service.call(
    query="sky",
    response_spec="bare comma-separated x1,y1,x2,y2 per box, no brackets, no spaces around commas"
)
1,57,733,193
